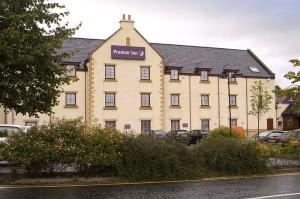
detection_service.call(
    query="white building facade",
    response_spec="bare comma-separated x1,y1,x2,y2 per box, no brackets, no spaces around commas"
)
0,15,277,136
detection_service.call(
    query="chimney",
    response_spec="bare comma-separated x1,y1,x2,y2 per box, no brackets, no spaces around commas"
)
119,14,134,29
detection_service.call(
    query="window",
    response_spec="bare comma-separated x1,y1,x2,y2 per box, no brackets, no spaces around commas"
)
249,66,260,73
66,65,76,77
230,119,237,127
65,93,76,106
141,93,150,107
171,94,180,106
201,119,209,131
228,72,236,82
170,69,179,80
126,37,130,46
25,122,37,127
171,120,180,130
105,93,115,107
140,66,150,80
229,95,237,106
105,121,116,128
200,71,208,81
105,65,115,79
141,120,151,132
201,95,209,106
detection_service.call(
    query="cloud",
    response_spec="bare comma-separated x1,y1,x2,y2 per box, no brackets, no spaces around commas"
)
57,0,300,86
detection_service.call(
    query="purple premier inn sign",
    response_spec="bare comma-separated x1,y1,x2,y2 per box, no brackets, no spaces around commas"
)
111,45,145,60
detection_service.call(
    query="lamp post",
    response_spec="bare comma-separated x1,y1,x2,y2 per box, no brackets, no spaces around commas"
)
222,69,238,135
227,74,232,135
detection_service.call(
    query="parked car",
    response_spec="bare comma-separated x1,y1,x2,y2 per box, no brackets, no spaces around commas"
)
167,130,190,144
0,124,29,143
251,130,285,142
141,130,167,140
0,124,31,163
188,130,208,145
268,130,300,144
264,131,288,143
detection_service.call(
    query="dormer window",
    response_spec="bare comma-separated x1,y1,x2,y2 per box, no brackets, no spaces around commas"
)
170,69,179,80
249,66,260,73
66,65,76,77
200,71,208,81
228,72,236,82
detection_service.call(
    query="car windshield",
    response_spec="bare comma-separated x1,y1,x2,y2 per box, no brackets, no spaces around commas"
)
0,126,21,138
258,131,272,137
268,132,283,137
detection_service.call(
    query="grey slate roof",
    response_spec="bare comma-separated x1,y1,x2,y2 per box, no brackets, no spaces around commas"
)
61,37,274,78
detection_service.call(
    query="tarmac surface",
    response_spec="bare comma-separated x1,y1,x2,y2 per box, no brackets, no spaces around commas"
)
1,173,300,199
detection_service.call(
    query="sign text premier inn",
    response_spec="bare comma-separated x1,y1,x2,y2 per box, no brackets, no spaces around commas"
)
111,45,145,60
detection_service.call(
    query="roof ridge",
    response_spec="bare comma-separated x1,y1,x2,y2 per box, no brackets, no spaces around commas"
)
69,37,104,41
150,42,247,51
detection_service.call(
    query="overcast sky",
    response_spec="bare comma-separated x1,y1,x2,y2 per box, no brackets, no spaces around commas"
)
57,0,300,87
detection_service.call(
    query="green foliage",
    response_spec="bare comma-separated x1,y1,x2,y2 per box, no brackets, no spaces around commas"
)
249,80,273,132
118,136,200,180
0,120,124,176
276,59,300,108
76,126,125,176
196,135,268,175
209,127,241,138
0,121,271,179
0,120,84,175
0,0,80,116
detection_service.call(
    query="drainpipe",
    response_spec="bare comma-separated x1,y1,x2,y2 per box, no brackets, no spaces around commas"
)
246,77,249,137
189,74,192,131
84,63,87,126
218,75,220,128
227,77,232,135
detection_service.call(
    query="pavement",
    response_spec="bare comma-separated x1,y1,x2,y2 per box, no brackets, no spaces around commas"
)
1,173,300,199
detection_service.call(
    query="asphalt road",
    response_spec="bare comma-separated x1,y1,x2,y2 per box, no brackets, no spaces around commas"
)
1,174,300,199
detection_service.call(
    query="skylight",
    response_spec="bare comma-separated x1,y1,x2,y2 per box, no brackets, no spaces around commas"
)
249,66,260,73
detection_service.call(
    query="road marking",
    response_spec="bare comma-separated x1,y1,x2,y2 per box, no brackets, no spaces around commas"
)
0,172,300,189
245,192,300,199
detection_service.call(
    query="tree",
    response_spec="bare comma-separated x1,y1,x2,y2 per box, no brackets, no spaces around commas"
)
275,59,300,107
249,81,272,134
0,0,80,116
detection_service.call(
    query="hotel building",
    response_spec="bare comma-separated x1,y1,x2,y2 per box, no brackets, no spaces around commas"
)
0,15,276,136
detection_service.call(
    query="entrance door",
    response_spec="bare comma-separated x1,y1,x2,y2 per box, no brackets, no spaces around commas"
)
267,119,274,130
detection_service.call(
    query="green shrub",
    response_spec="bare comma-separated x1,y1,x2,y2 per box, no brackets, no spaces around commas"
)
0,119,85,176
76,126,125,176
0,120,125,176
280,143,300,159
196,136,268,175
209,127,241,138
118,136,200,180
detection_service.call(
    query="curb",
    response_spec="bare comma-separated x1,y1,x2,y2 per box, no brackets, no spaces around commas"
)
1,172,300,189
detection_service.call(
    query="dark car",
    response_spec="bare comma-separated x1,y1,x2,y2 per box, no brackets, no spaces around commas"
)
264,131,288,143
188,130,208,145
141,130,167,140
167,130,190,144
251,130,285,142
